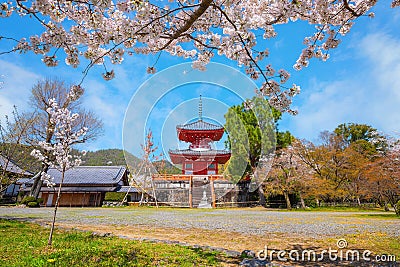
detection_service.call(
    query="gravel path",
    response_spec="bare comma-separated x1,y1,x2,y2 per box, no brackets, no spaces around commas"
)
0,207,399,237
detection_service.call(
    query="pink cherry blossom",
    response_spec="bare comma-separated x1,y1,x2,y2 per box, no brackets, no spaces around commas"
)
0,0,398,113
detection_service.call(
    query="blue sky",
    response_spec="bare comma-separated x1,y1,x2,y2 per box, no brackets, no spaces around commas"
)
0,2,400,160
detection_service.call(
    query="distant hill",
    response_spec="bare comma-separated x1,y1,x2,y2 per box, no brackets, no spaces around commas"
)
81,149,139,167
0,143,41,174
1,144,182,175
1,144,141,172
152,160,181,175
81,150,182,174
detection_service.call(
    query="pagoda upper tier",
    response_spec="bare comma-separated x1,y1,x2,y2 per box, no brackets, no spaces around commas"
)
177,120,225,150
169,96,231,175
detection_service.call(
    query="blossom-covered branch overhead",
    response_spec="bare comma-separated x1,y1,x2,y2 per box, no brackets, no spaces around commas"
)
1,0,398,112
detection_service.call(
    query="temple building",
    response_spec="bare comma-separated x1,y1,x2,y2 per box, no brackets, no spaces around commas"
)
150,96,250,208
169,96,231,175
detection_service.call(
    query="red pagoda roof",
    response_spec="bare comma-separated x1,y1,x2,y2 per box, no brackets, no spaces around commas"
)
177,119,225,143
169,149,231,156
169,149,231,164
177,119,224,131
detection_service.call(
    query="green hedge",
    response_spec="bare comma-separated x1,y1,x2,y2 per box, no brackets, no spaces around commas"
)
104,192,126,202
27,201,39,208
21,196,44,206
21,196,36,205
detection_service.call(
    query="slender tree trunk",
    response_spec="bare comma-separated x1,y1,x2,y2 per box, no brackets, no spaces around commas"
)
316,198,320,207
139,192,144,206
283,190,291,209
356,196,361,206
258,186,266,207
384,201,389,212
151,179,158,208
299,192,306,209
48,167,65,246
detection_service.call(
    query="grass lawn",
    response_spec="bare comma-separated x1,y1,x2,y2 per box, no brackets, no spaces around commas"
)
276,206,387,212
0,219,237,267
125,205,393,213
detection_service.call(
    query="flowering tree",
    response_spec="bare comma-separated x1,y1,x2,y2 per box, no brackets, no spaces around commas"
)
364,135,400,215
292,128,399,211
31,97,87,246
266,144,312,209
27,79,102,199
136,129,159,206
1,1,399,112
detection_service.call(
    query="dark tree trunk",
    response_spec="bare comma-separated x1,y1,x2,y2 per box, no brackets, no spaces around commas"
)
30,164,49,199
258,186,266,207
283,190,291,210
384,201,390,212
299,192,306,209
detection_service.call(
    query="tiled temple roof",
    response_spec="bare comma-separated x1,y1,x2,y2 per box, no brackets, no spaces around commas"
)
24,166,126,186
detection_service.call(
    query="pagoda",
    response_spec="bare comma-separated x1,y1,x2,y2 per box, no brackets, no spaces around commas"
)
169,96,231,175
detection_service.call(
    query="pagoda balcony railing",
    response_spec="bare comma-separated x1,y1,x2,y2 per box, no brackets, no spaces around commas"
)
152,174,227,181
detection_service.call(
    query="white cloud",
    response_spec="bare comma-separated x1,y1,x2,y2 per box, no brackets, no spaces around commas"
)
78,55,150,150
0,60,41,117
282,32,400,141
80,78,134,150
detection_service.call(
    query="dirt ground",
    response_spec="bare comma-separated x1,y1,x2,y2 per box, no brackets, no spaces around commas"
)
1,207,399,266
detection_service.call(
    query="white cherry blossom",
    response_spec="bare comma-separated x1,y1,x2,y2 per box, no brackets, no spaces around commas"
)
0,0,398,113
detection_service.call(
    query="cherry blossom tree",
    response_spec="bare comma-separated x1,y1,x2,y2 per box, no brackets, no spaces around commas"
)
364,135,400,215
1,1,399,112
30,96,87,246
27,79,102,199
293,130,398,210
266,144,312,209
136,129,159,206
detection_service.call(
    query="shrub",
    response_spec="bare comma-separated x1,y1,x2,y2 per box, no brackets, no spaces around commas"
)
17,191,25,201
37,198,44,204
304,197,318,208
27,201,39,208
104,192,126,202
21,196,36,205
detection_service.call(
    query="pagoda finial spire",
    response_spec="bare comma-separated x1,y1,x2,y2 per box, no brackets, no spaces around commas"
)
198,95,203,120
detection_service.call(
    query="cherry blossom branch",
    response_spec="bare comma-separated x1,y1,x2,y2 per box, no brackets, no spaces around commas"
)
159,0,213,50
1,0,398,113
342,0,362,17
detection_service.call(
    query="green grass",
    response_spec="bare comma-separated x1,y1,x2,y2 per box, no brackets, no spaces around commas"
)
351,213,400,219
288,206,387,212
0,219,230,267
